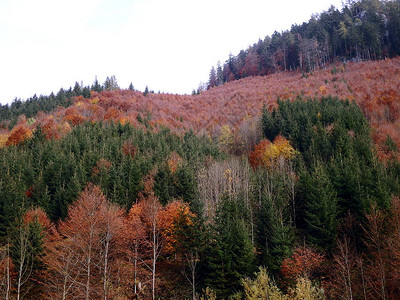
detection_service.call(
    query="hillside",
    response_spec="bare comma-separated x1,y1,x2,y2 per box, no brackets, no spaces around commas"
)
208,0,400,87
2,0,400,296
1,38,400,300
2,57,399,158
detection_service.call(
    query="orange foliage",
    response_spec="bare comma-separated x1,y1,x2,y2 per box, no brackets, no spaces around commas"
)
63,106,85,126
248,135,297,169
41,118,60,140
158,200,194,254
46,184,127,299
0,133,9,148
6,124,32,146
248,139,271,169
167,151,183,174
104,107,122,122
281,246,325,287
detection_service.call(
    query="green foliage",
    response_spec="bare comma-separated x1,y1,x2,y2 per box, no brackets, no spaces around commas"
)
255,169,295,273
300,164,338,250
0,122,222,228
262,97,370,165
262,96,392,251
209,0,400,86
202,198,256,298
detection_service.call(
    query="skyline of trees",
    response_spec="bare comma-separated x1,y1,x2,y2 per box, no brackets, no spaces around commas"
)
208,0,400,88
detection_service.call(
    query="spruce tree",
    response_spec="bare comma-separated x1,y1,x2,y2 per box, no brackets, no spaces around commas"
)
303,164,338,250
203,198,255,298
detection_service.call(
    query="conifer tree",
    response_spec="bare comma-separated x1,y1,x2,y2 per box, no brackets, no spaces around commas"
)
302,164,338,250
202,198,255,297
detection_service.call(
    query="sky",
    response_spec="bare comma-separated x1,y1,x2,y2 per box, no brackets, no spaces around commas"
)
0,0,344,105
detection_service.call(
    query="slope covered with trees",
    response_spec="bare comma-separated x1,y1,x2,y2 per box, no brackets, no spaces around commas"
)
0,96,399,299
208,0,400,87
3,57,399,160
0,0,399,298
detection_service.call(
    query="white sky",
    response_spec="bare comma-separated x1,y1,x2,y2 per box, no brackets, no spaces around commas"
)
0,0,344,105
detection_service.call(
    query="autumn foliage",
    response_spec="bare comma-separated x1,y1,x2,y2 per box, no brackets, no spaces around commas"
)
248,136,297,169
1,57,399,159
280,246,326,288
6,123,32,146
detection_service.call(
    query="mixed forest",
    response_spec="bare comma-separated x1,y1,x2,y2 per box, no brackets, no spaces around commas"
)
207,0,400,88
0,0,400,299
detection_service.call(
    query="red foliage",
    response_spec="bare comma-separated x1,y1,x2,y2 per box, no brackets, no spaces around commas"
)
6,124,32,146
248,139,271,169
25,186,34,198
3,57,400,158
281,246,325,287
23,207,59,241
91,158,112,177
122,140,137,158
63,106,85,125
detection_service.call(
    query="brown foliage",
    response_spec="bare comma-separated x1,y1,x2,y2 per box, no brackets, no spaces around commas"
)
6,124,32,146
91,158,112,177
167,152,183,174
281,246,325,288
360,201,400,299
63,106,85,126
44,184,127,300
3,57,400,159
122,140,137,158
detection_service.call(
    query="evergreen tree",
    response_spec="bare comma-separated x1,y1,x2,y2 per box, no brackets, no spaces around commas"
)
202,198,255,298
143,85,149,96
208,67,217,89
302,164,338,250
255,170,295,273
91,77,103,92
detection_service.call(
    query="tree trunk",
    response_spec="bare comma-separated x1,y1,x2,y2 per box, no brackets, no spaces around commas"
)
103,237,110,300
85,242,92,300
152,227,156,300
134,243,138,295
5,244,10,300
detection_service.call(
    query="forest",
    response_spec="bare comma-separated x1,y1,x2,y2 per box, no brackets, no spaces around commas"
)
0,0,400,299
207,0,400,88
0,95,399,299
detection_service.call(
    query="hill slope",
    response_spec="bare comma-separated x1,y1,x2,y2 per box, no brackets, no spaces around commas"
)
2,57,399,157
0,58,400,299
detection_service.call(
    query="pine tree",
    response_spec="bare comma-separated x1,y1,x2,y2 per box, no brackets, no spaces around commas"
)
143,86,149,96
208,67,217,89
203,198,255,298
91,77,103,92
303,164,338,250
253,168,295,274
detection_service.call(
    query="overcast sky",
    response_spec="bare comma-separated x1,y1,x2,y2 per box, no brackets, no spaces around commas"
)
0,0,344,105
